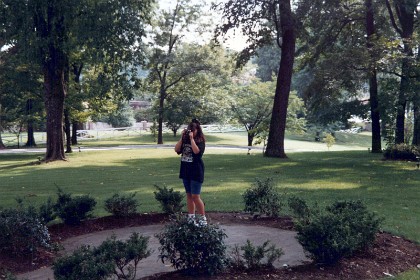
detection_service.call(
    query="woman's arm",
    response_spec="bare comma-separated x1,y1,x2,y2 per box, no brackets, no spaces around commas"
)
174,133,184,154
190,133,201,154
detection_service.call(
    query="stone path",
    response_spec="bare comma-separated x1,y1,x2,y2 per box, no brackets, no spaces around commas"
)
18,224,309,280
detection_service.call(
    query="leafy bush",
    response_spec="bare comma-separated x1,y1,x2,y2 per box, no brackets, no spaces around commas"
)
157,215,228,275
383,143,419,161
0,207,50,255
295,200,382,265
154,185,184,214
53,245,113,280
230,240,283,269
53,232,151,280
243,178,282,217
39,197,56,224
288,196,311,222
54,188,96,225
104,193,139,217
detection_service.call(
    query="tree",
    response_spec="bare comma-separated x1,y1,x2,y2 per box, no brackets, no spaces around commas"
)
145,0,228,144
385,0,418,145
229,79,275,146
214,0,296,158
1,0,153,161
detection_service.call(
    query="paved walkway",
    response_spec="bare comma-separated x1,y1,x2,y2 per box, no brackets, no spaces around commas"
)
18,223,310,280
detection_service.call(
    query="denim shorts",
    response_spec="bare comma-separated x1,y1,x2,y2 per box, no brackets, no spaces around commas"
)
182,179,202,195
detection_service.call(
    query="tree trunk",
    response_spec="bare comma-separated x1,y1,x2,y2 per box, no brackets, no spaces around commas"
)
365,0,381,153
43,47,66,161
412,47,420,145
64,108,72,153
388,0,415,144
0,105,4,149
247,132,254,147
265,0,295,158
157,88,165,144
26,122,37,147
71,121,78,145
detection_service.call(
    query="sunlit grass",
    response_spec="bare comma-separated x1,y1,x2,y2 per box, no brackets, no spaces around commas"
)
1,135,419,245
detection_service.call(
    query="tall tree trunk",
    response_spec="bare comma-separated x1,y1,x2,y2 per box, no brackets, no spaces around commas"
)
365,0,381,153
64,108,72,153
43,47,66,161
395,58,410,144
26,122,37,147
247,132,255,147
265,0,296,158
412,47,420,145
0,105,4,149
157,88,165,144
71,121,78,145
386,0,415,144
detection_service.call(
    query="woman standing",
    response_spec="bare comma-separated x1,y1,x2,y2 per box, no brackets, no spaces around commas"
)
174,119,206,225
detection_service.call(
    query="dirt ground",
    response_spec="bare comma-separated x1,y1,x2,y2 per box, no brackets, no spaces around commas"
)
1,212,420,280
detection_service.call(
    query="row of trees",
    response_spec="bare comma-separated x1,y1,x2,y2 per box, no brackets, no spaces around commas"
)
1,0,419,161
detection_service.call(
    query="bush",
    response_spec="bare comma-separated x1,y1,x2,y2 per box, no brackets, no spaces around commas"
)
154,185,184,214
383,143,419,161
54,188,96,225
0,207,50,256
156,215,228,275
53,232,151,280
53,245,113,280
39,197,56,224
295,200,382,265
104,193,139,217
230,240,283,269
243,178,282,217
288,196,311,222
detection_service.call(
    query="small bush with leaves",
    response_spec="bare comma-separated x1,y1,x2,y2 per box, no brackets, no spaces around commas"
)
0,207,50,256
288,196,311,222
53,245,113,280
157,215,228,275
230,240,283,269
53,232,151,280
243,178,282,217
54,188,96,225
383,143,419,161
39,197,56,224
295,200,382,265
154,184,184,214
104,193,139,217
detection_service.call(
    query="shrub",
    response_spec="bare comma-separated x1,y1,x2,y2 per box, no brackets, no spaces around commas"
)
154,185,184,214
104,193,139,217
383,143,419,161
0,207,50,256
288,196,311,222
53,245,113,280
295,200,382,265
243,178,282,217
39,197,56,224
53,232,151,280
156,215,228,275
54,188,96,225
233,240,283,269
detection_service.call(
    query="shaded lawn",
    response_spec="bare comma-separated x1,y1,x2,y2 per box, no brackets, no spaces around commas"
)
0,149,419,243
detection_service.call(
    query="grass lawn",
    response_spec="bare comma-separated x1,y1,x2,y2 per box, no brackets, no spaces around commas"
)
1,137,419,245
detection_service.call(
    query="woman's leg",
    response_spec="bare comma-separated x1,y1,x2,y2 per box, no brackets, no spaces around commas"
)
191,194,205,215
186,193,195,214
190,180,205,215
183,179,195,214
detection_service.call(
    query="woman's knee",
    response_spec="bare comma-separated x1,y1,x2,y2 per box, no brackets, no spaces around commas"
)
191,194,201,201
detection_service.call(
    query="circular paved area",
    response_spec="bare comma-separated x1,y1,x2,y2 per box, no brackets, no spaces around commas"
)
18,223,309,280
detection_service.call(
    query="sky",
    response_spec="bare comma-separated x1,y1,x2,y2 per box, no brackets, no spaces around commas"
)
157,0,247,51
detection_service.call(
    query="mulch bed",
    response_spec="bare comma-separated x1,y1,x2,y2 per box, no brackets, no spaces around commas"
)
1,212,419,280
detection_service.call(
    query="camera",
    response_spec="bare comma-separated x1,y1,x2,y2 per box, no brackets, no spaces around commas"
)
183,129,191,143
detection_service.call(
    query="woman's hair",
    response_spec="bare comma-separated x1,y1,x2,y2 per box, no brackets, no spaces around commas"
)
188,119,205,143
